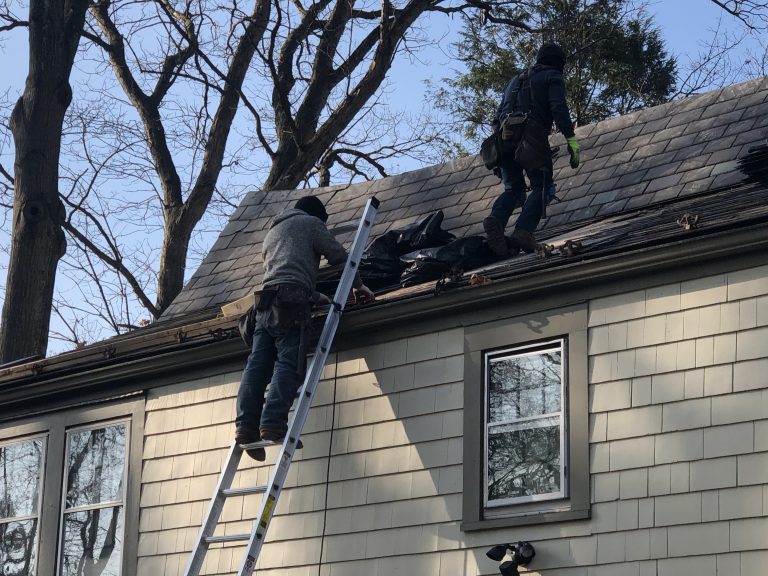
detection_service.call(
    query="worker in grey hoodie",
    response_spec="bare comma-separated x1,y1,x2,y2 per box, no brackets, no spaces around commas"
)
235,195,374,460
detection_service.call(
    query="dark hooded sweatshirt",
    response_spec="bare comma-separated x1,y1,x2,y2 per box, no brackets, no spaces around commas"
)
261,208,362,300
496,64,575,138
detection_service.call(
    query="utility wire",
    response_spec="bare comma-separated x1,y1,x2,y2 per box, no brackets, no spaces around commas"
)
317,353,339,573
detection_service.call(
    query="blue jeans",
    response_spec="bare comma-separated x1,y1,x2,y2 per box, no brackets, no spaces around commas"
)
236,306,306,434
491,139,553,232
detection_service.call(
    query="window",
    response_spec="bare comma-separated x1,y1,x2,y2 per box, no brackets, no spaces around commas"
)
485,340,566,507
463,305,588,530
0,436,45,575
0,398,142,575
59,422,129,576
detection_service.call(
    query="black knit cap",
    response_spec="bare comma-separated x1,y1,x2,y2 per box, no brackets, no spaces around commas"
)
295,195,329,223
536,43,566,70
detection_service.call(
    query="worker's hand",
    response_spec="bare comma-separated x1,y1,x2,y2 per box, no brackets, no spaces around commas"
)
567,136,580,169
314,292,332,306
353,284,375,304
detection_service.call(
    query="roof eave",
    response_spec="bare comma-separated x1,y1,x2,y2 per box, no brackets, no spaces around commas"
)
1,220,766,413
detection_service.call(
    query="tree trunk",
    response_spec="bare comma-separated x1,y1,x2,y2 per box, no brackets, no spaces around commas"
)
156,207,192,314
0,0,90,363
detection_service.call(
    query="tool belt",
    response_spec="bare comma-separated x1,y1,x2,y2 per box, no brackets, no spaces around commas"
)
239,284,312,348
260,284,312,330
500,113,551,172
500,112,527,141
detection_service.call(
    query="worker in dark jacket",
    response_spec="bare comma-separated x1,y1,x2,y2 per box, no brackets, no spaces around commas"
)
235,196,374,460
483,43,581,256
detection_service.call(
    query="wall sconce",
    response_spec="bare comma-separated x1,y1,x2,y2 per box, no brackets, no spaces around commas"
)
486,541,536,575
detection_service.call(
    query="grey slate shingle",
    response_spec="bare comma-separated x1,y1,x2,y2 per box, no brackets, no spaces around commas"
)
161,77,768,319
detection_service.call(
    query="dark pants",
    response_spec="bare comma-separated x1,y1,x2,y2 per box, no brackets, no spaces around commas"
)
235,299,307,434
490,138,553,232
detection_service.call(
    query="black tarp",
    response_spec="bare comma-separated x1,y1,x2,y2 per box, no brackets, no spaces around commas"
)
400,235,496,287
317,211,457,294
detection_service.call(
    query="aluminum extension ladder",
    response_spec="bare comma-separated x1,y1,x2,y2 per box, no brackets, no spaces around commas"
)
183,196,380,576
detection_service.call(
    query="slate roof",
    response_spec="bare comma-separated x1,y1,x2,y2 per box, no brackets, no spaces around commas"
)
162,77,768,319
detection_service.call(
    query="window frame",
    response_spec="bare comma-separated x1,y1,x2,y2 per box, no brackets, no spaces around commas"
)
0,397,144,576
0,433,47,574
463,304,589,530
483,339,568,507
57,418,132,576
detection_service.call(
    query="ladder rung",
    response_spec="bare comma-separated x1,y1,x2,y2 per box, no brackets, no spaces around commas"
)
238,440,274,449
222,485,267,497
183,197,380,576
205,534,251,544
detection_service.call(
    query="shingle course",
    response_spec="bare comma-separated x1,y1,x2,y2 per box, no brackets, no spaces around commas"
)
650,185,683,203
645,173,684,194
678,166,715,185
644,161,683,181
614,182,650,200
679,176,717,197
623,193,654,210
162,77,768,319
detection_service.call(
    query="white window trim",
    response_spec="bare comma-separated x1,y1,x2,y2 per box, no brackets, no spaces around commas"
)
483,339,568,508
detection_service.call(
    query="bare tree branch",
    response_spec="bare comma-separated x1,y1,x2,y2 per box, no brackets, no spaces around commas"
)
61,200,160,319
710,0,768,30
0,4,27,32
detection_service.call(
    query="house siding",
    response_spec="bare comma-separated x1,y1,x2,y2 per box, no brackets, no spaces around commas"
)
137,264,768,575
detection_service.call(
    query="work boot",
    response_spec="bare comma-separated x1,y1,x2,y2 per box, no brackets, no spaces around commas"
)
511,228,538,253
234,429,266,462
483,216,509,257
260,427,304,449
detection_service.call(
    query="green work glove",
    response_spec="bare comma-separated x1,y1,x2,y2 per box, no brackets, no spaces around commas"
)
567,135,580,169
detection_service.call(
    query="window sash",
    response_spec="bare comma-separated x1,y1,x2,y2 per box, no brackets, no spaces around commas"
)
57,420,130,576
0,434,46,576
484,340,567,506
64,500,126,515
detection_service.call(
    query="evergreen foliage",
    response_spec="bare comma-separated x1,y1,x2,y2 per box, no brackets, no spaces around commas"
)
432,0,677,151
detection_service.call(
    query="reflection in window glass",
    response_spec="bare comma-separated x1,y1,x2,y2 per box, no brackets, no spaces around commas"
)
485,342,565,506
488,420,561,501
0,437,44,576
488,351,561,422
1,519,39,576
60,423,127,576
60,508,124,576
65,425,126,509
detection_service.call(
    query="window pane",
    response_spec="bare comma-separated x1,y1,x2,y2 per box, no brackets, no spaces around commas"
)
489,348,561,422
65,425,126,509
60,507,123,576
488,420,561,502
1,519,38,575
0,439,43,520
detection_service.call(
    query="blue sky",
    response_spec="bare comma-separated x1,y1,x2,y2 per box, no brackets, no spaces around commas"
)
1,2,763,118
0,0,764,353
382,1,765,119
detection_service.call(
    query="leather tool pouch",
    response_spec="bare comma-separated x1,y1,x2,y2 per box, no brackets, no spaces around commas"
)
270,284,311,331
501,113,527,141
514,116,551,171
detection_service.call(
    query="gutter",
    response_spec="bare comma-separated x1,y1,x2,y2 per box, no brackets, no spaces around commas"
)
0,335,245,420
1,220,766,408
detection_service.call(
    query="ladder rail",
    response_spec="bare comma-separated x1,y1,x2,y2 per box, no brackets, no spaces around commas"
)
183,441,243,575
235,196,379,575
182,197,379,576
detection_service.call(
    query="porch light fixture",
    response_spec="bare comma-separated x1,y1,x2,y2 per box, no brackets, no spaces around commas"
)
486,541,536,575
